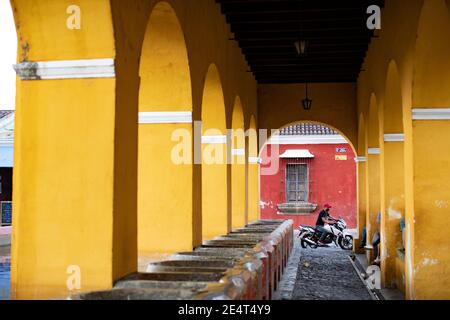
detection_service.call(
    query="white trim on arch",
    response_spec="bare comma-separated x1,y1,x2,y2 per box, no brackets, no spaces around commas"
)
138,111,192,124
412,108,450,120
14,58,116,80
201,135,227,144
368,148,381,155
384,134,404,142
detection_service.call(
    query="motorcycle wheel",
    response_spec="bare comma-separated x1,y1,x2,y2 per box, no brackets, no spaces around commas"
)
338,235,354,250
300,239,308,249
301,235,318,249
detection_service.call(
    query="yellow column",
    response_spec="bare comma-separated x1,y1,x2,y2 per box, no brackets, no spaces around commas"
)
247,121,259,222
380,135,405,289
138,121,194,254
366,148,381,262
231,130,247,229
248,159,260,222
202,135,229,239
11,0,137,299
355,157,367,252
406,112,450,299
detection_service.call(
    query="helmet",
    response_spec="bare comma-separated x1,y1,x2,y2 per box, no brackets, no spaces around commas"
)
324,204,332,209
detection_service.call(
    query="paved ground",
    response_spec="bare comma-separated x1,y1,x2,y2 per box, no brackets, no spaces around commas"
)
292,246,372,300
355,252,404,300
275,234,373,300
273,232,302,300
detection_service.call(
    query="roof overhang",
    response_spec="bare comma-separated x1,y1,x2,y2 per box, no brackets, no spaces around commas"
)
279,149,314,159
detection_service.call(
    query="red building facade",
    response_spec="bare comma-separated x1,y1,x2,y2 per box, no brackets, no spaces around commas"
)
260,124,357,230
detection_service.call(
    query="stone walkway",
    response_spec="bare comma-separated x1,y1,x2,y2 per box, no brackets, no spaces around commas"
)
273,231,302,300
275,235,373,300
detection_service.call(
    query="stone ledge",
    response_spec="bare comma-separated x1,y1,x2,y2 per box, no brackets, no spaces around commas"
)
277,202,318,215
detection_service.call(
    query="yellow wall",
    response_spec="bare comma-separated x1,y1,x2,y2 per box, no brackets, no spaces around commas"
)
258,83,358,147
410,0,450,299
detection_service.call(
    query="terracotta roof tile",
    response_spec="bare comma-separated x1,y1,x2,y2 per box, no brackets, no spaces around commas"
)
279,123,338,136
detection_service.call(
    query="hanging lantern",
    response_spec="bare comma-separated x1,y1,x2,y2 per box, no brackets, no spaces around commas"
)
302,83,312,110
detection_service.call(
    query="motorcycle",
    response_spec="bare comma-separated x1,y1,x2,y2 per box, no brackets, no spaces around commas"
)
298,218,353,250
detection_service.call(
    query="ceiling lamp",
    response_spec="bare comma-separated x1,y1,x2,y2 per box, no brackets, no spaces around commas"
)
294,39,308,57
302,82,312,110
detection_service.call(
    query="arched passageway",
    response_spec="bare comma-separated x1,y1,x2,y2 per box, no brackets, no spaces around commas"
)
259,121,357,231
380,61,405,289
137,1,196,254
201,64,228,240
6,0,450,302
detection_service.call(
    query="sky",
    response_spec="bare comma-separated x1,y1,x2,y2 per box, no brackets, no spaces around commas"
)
0,1,17,111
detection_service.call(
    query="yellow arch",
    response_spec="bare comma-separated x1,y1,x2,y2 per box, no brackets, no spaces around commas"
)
139,1,192,111
137,1,196,255
358,113,367,156
201,64,227,132
201,63,228,239
384,61,404,133
258,121,357,227
413,0,450,107
368,93,380,148
260,120,357,156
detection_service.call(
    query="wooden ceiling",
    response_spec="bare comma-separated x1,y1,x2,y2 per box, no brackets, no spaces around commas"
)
216,0,385,84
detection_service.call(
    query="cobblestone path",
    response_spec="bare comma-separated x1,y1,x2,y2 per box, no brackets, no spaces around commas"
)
275,234,373,300
292,246,372,300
